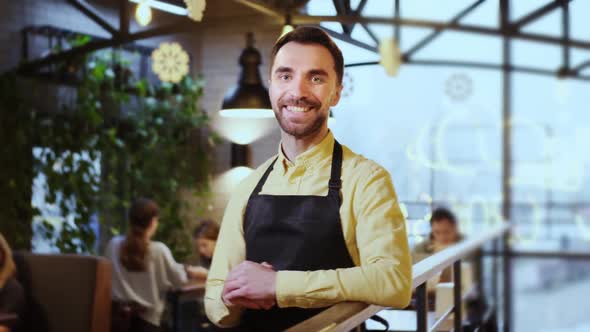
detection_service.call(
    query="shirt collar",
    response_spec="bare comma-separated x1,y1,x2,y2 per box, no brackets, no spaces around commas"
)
277,131,335,173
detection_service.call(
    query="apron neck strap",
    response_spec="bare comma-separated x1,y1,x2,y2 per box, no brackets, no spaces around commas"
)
328,140,343,195
253,157,277,195
252,140,343,195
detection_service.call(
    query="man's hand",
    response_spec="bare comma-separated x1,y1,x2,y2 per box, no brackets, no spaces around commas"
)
222,261,277,310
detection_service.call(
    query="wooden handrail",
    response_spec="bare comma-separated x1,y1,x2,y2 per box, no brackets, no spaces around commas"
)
412,224,509,288
287,224,510,332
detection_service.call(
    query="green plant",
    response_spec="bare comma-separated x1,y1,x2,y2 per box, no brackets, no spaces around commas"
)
0,73,35,250
2,47,217,260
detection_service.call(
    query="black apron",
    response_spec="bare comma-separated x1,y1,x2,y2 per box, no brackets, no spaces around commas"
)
241,140,355,332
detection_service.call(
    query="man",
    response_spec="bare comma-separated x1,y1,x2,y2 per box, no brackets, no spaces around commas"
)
205,27,412,331
412,207,477,284
412,207,462,263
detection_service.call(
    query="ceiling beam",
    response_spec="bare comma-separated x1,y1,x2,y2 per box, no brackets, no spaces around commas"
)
332,0,355,35
320,26,377,53
572,59,590,74
66,0,118,36
232,0,284,20
291,14,590,50
393,0,400,43
403,0,485,61
120,0,130,36
354,0,368,15
344,59,590,82
360,23,379,45
17,20,197,74
508,0,572,31
561,0,570,71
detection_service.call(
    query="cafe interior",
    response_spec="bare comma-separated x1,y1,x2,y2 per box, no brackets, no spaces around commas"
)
1,0,589,331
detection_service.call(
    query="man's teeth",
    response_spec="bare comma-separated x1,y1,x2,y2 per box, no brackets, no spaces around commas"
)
286,106,309,112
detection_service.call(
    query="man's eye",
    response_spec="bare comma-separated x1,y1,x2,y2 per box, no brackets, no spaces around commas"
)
279,74,291,80
311,76,324,83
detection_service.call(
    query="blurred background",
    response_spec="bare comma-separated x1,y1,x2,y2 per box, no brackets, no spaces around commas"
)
1,1,589,331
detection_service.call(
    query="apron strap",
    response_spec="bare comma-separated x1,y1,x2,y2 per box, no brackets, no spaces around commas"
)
328,141,343,196
252,140,343,197
253,157,278,195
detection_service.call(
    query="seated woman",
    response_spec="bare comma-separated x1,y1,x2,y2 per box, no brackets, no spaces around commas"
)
192,219,220,270
0,233,25,332
106,198,207,332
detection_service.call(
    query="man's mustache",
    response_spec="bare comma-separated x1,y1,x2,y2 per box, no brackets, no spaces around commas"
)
279,97,321,109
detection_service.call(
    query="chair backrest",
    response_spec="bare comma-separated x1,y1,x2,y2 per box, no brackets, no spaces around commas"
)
13,252,112,332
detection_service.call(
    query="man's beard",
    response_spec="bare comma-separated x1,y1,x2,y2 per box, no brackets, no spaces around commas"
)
274,96,327,139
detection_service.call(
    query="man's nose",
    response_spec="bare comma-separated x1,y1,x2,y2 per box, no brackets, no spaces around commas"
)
290,77,310,98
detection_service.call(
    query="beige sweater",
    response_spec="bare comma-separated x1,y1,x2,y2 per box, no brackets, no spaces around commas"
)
105,236,188,326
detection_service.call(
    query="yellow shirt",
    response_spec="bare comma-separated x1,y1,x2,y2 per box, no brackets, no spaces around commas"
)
205,131,412,327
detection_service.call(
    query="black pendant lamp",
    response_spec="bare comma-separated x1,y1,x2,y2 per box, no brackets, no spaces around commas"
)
220,32,273,118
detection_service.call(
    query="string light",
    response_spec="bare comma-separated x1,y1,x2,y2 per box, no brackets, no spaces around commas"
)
135,0,152,26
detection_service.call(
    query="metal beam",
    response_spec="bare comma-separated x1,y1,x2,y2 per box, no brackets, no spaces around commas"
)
561,0,570,70
66,0,118,36
344,59,590,82
360,23,379,45
354,0,368,15
291,14,590,50
500,1,512,331
403,0,485,60
232,0,284,20
573,59,590,73
17,21,196,74
509,0,572,31
333,0,355,35
320,26,377,53
393,0,400,43
120,0,130,36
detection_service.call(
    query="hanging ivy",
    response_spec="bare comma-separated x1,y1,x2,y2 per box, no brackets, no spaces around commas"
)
2,45,218,260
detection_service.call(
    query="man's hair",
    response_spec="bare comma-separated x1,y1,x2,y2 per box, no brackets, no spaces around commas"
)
430,207,457,226
271,26,344,85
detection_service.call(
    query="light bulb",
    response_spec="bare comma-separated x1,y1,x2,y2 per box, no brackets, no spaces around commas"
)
136,0,152,26
280,24,294,38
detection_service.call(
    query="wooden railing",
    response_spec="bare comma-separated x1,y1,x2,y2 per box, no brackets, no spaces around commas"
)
287,224,510,332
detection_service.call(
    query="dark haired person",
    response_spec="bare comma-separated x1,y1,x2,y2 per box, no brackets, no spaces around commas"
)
0,233,25,332
205,27,412,331
106,198,207,332
192,220,220,270
412,207,465,282
412,208,462,256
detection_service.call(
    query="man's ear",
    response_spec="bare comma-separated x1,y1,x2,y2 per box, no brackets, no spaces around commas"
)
330,84,343,107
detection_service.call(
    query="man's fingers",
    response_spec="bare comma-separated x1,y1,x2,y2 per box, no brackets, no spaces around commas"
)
222,278,243,295
225,286,247,301
261,261,274,269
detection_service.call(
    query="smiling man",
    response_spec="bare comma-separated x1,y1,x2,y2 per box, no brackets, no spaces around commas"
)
205,27,412,331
